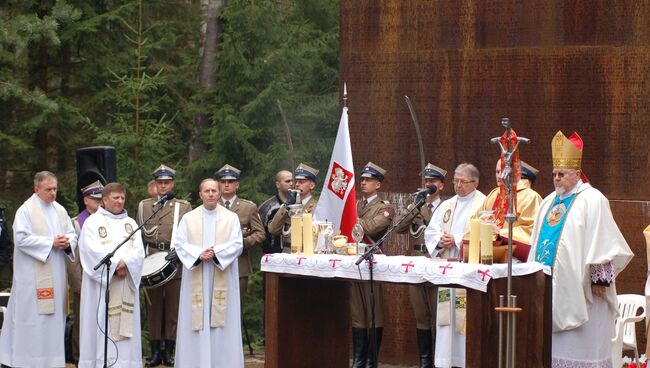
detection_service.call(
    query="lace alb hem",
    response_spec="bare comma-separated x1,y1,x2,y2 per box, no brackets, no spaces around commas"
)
590,262,615,284
552,357,612,368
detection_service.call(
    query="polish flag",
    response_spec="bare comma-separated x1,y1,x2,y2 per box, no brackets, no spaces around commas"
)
313,106,357,238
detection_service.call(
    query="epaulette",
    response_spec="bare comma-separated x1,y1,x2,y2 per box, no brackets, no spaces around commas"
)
381,200,390,205
175,198,190,205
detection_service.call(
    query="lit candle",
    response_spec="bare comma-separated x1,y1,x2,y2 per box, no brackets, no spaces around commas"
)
290,215,303,254
469,219,480,264
302,213,313,256
480,222,493,265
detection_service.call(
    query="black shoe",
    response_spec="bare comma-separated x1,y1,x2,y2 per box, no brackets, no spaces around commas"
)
146,340,162,367
366,327,383,368
416,329,433,368
351,328,367,368
161,340,175,366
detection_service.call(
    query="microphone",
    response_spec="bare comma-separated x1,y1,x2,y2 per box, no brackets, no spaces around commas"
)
153,191,175,206
410,185,438,198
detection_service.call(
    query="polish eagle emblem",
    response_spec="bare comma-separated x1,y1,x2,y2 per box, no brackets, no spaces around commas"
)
327,161,353,200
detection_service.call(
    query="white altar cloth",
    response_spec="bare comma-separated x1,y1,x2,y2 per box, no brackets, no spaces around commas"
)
261,254,549,292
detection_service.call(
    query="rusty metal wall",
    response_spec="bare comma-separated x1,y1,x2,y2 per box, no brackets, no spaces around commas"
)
341,1,650,364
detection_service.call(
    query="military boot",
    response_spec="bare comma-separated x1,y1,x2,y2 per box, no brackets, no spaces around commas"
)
351,328,367,368
161,340,175,366
146,340,162,367
366,327,383,368
416,329,433,368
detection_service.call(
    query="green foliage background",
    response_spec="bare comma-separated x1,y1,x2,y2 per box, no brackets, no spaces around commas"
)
0,0,340,351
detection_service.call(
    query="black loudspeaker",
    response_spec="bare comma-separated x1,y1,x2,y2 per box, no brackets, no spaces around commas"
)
76,146,117,212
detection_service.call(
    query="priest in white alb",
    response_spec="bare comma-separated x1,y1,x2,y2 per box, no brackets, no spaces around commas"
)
0,171,77,368
78,182,145,368
172,178,244,368
424,163,485,368
528,131,633,367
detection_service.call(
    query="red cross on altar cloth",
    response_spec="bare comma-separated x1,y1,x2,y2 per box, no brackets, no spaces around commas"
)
439,263,454,275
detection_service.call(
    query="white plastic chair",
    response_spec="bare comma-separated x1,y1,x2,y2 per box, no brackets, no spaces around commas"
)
612,294,646,368
0,306,5,333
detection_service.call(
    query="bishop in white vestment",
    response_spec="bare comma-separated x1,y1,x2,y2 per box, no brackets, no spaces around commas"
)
425,163,485,368
172,179,244,368
0,172,77,368
78,183,145,368
529,131,633,367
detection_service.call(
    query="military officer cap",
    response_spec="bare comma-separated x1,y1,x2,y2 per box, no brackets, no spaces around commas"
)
423,163,447,181
520,161,539,184
294,163,319,181
81,180,104,199
152,164,176,180
361,162,387,182
216,164,241,181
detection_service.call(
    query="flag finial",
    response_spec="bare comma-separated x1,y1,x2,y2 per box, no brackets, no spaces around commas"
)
343,82,348,108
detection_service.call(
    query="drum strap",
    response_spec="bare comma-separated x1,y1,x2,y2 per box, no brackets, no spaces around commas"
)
25,195,68,315
171,202,180,250
186,205,231,331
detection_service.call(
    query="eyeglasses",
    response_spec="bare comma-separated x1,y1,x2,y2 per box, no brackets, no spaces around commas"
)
551,170,576,178
452,178,476,185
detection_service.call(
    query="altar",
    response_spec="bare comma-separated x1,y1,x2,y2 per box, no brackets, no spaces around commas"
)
262,254,551,367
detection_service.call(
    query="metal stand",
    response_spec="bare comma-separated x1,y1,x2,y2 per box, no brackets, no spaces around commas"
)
490,118,529,368
93,202,167,368
355,192,430,365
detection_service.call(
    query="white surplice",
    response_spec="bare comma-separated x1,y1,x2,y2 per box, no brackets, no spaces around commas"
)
78,207,145,368
172,205,244,368
529,182,633,367
425,190,485,368
0,194,77,368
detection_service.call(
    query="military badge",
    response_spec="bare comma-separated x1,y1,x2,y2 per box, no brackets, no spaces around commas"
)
98,226,107,238
383,210,390,218
125,223,133,234
443,209,452,223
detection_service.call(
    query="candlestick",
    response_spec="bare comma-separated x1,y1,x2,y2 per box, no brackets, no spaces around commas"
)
290,215,303,254
469,219,481,264
302,213,313,255
480,222,493,265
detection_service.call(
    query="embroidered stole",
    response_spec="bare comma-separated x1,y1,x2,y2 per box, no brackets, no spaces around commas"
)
185,206,231,331
97,215,136,341
437,197,467,333
535,193,577,268
25,196,68,315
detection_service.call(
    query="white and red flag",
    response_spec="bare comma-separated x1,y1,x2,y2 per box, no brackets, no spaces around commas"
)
313,106,357,238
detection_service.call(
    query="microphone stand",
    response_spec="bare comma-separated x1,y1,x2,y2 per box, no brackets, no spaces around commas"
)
93,200,168,368
355,192,430,365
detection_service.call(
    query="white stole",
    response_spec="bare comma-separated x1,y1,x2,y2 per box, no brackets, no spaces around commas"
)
437,193,484,333
98,214,136,341
185,206,231,331
25,195,68,315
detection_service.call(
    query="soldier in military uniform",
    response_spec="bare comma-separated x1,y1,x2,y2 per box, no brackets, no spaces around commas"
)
351,162,395,368
66,180,104,365
215,164,265,309
268,163,319,252
395,164,446,368
258,170,293,253
137,165,192,367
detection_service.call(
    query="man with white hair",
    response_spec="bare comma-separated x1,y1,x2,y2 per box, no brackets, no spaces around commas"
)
0,171,77,368
529,131,632,367
425,163,486,368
